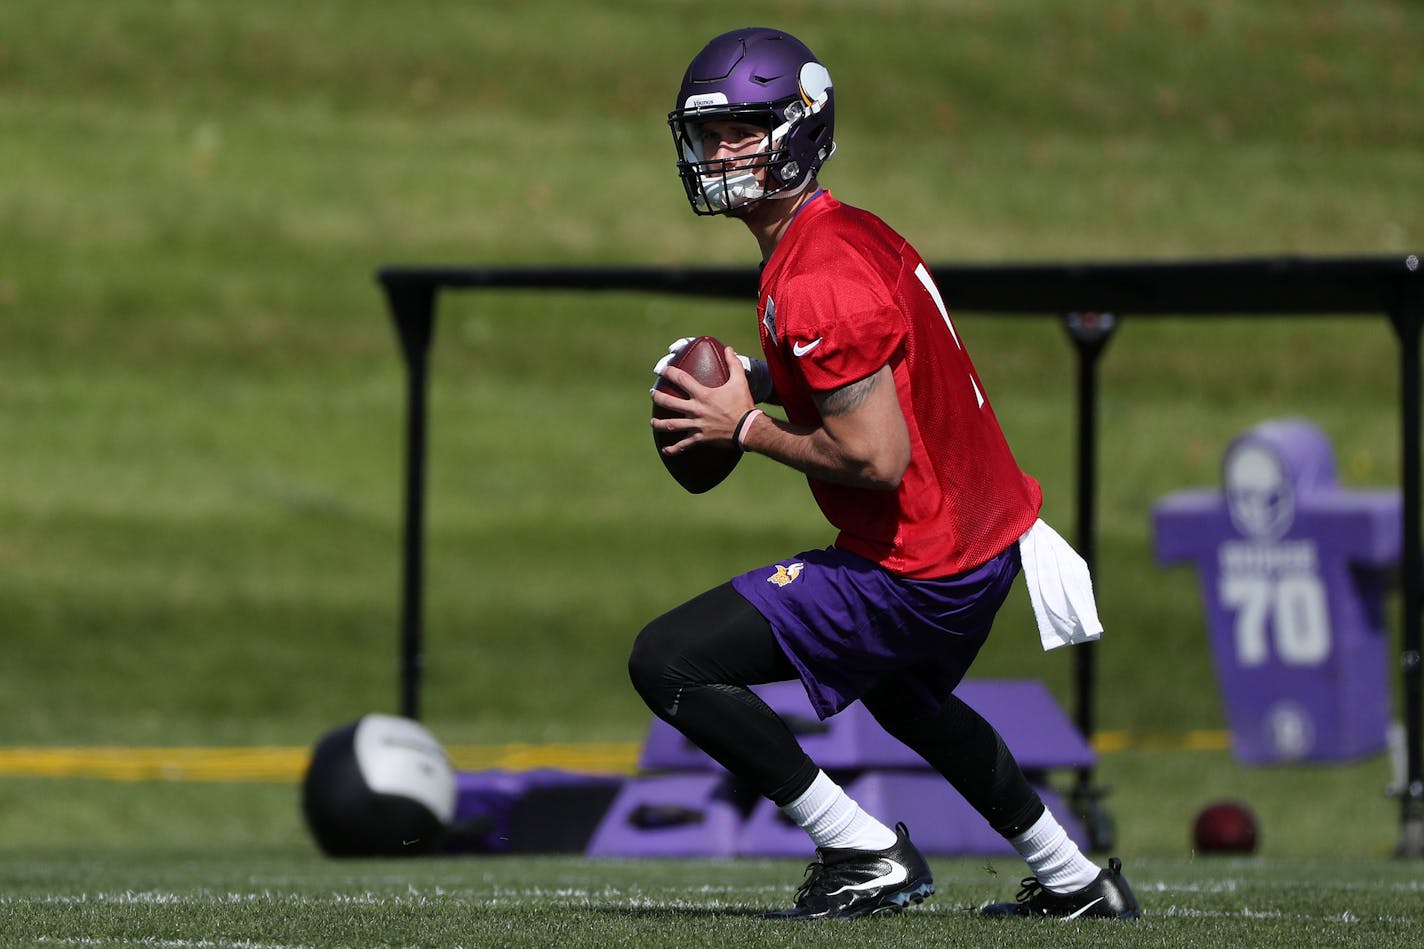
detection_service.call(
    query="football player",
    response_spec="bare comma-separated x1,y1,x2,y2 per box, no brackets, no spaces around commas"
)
633,27,1140,921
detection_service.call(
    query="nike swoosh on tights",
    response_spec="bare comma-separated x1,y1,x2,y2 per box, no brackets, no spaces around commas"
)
792,338,823,357
826,860,908,896
1062,895,1106,920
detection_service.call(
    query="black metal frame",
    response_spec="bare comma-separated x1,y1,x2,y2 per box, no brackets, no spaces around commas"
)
377,254,1424,855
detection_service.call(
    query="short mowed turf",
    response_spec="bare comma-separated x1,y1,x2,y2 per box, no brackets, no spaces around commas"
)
3,0,1424,945
4,848,1421,948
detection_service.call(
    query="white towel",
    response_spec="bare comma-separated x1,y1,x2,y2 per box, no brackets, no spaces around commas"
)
1018,518,1103,651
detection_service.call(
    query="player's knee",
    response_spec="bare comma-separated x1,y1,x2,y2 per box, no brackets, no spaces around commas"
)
627,613,678,707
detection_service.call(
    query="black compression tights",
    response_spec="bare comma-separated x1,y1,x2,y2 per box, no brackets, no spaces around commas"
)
627,582,1046,837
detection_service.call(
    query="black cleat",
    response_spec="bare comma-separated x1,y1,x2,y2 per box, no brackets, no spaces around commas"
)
763,822,935,920
979,856,1141,920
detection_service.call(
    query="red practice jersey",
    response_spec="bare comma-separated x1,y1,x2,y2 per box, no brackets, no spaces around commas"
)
757,191,1042,578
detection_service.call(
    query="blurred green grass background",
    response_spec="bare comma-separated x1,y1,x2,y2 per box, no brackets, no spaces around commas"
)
1,0,1422,858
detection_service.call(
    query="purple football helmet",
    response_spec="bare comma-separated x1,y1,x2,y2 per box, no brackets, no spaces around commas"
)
669,28,836,215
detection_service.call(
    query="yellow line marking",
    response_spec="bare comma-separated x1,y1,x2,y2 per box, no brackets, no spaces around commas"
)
1092,729,1231,753
446,742,641,774
0,746,312,782
0,743,642,783
0,732,1229,783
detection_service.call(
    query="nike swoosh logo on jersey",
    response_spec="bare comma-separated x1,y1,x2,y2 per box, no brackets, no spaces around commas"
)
792,337,823,357
826,860,908,896
1062,895,1106,920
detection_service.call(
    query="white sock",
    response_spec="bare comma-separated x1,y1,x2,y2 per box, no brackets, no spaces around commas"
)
780,770,897,851
1010,808,1101,893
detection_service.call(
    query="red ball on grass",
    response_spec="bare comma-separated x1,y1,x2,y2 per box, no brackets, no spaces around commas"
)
1192,799,1259,854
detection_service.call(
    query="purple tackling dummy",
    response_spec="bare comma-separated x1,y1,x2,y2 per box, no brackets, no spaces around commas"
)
1153,418,1400,763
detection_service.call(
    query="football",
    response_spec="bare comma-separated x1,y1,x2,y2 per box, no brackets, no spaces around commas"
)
652,335,742,494
1192,799,1259,854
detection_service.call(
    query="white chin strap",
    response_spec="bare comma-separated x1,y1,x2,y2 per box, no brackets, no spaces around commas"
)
768,173,817,203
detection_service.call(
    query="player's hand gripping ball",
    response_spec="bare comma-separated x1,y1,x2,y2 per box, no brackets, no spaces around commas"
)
651,335,742,494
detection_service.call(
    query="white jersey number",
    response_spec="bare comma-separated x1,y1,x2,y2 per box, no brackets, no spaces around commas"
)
1219,573,1331,667
914,263,984,408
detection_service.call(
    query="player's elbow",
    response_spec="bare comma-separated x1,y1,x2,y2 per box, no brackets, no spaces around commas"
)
859,470,902,492
852,439,910,491
815,403,910,490
867,456,909,491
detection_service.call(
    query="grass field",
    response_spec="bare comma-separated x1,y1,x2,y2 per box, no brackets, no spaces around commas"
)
3,0,1424,943
4,848,1422,948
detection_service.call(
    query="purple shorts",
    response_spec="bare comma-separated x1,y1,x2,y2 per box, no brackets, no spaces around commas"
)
731,544,1021,719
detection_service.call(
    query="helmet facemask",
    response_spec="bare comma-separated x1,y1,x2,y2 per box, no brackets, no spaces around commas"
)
672,106,779,215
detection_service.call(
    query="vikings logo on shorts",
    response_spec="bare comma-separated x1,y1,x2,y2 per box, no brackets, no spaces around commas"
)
767,562,804,588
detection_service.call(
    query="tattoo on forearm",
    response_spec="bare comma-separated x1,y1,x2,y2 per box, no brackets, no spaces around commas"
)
819,373,877,417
